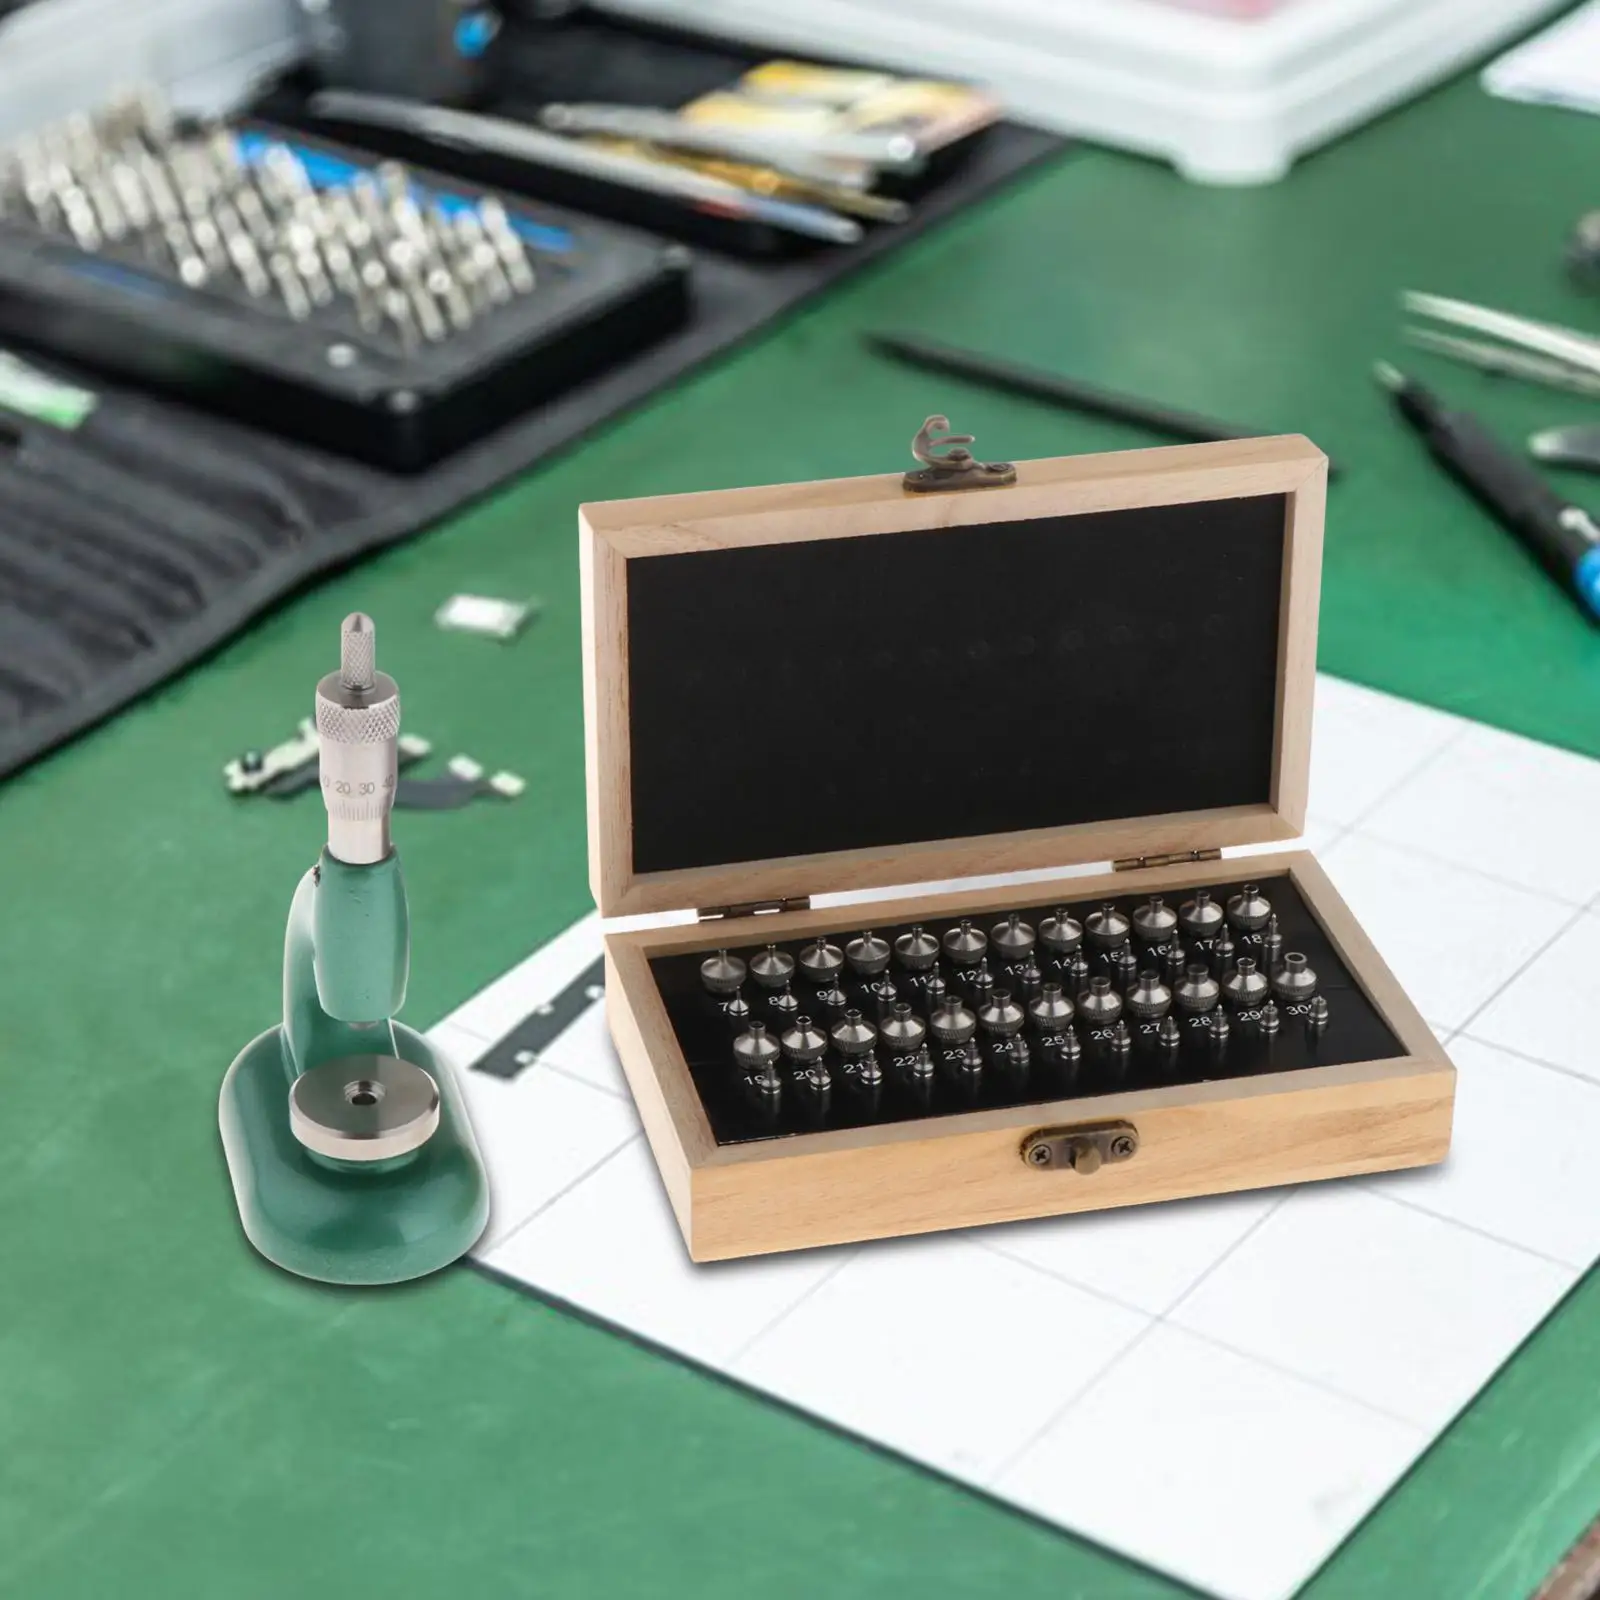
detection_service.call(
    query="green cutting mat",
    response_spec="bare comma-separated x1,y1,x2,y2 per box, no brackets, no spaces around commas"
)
2,66,1598,1600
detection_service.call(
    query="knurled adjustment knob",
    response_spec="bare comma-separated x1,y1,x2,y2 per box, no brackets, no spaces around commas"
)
845,930,892,977
1039,907,1084,957
830,1008,878,1059
750,943,796,990
1222,957,1271,1011
732,1021,782,1075
1132,896,1179,946
1178,889,1225,943
701,948,747,996
1271,952,1319,1004
779,1014,829,1065
880,1001,928,1055
929,993,978,1046
1126,969,1173,1021
990,912,1036,965
978,988,1026,1038
798,935,845,986
1085,902,1130,952
1174,963,1221,1015
1078,976,1123,1028
1226,883,1273,932
942,919,988,966
894,924,941,971
1029,981,1075,1034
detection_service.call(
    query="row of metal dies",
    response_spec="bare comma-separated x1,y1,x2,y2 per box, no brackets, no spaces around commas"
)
698,885,1329,1120
0,89,539,351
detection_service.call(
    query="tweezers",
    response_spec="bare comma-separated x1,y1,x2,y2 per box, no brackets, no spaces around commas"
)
1401,290,1600,399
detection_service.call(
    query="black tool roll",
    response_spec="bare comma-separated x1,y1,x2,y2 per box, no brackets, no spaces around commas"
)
0,6,1063,782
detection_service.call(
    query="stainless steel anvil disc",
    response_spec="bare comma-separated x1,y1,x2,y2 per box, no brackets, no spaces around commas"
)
289,1054,441,1162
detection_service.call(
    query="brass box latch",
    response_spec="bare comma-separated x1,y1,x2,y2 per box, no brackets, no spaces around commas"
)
1021,1120,1139,1174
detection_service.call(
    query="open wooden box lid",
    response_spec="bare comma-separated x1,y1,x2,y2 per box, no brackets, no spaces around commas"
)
581,431,1327,920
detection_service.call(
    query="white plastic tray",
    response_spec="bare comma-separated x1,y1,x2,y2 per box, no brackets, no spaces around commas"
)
597,0,1567,182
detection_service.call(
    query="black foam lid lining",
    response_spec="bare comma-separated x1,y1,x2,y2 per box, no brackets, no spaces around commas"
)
627,492,1288,876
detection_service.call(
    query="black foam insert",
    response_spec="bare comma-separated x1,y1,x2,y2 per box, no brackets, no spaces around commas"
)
627,493,1288,876
648,873,1403,1145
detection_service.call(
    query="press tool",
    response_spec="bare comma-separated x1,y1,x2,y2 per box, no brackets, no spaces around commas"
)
219,613,488,1283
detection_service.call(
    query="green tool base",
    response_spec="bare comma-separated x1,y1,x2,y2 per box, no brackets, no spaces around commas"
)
219,1023,489,1286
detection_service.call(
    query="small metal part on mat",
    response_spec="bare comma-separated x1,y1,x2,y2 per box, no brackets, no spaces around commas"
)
767,983,801,1020
1159,941,1187,987
1260,1000,1281,1035
1211,928,1236,977
1110,1020,1132,1056
1306,994,1331,1032
1528,423,1600,472
966,959,996,1008
867,971,900,1018
434,593,538,639
902,414,1016,494
750,943,797,990
779,1014,829,1065
1126,969,1172,1021
288,1053,441,1162
942,918,988,966
1158,1015,1182,1052
1207,1007,1231,1046
1179,889,1225,943
845,930,892,976
732,1020,782,1075
990,912,1036,965
1174,962,1222,1015
905,1045,937,1088
1226,883,1273,932
1085,902,1130,952
798,935,846,986
1015,958,1043,1003
830,1008,878,1059
1078,976,1123,1029
815,982,849,1021
794,1058,832,1098
842,1051,884,1094
1054,1028,1083,1069
700,948,747,996
723,991,752,1032
893,924,940,971
1029,981,1075,1034
880,1001,927,1056
1131,896,1178,946
745,1060,783,1114
929,992,978,1046
954,1040,985,1083
977,988,1026,1039
1039,907,1084,958
1222,957,1271,1012
1272,952,1319,1004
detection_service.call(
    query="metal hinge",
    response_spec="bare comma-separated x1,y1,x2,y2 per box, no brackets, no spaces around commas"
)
1112,848,1222,873
697,896,812,922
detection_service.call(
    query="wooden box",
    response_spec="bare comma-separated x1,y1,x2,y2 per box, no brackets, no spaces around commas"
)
581,429,1455,1262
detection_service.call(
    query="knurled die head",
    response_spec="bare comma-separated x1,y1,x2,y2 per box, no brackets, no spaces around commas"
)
315,672,401,743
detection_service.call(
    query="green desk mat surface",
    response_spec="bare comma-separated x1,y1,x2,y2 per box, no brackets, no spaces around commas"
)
3,67,1599,1600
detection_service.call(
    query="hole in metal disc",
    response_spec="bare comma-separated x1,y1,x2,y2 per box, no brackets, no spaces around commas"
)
345,1079,384,1107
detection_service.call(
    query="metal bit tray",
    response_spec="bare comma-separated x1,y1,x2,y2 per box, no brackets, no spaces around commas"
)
0,97,690,469
650,872,1402,1146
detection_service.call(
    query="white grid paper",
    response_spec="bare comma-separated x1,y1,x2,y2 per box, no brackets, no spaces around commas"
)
429,675,1600,1600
